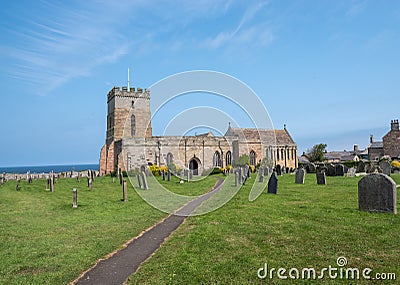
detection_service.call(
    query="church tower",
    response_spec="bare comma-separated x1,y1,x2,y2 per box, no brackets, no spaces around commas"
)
100,86,152,174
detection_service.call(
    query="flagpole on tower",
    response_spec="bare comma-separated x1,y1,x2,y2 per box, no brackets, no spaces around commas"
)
127,68,130,90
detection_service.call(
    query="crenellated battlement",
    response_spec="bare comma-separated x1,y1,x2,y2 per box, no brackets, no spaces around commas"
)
107,86,150,102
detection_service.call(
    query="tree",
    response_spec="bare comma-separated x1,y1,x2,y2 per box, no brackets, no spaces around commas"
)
232,154,250,167
307,143,327,162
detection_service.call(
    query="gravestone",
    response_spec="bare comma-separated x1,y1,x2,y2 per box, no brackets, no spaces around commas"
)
180,171,184,183
263,167,269,176
258,168,264,183
122,180,128,202
119,172,123,185
327,164,336,176
295,168,305,184
286,167,290,174
365,164,372,174
276,165,282,176
238,168,242,185
235,170,239,187
185,169,190,182
72,188,78,208
316,172,326,185
245,165,250,178
347,167,356,177
167,170,171,181
162,170,165,180
189,170,193,180
308,163,316,173
46,177,50,190
267,172,278,194
335,164,345,176
88,178,92,191
141,172,148,190
16,179,21,191
137,174,142,189
358,173,397,214
357,161,366,173
50,175,54,192
379,160,391,176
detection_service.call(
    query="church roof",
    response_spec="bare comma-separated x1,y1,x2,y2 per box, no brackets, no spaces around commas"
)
225,127,296,145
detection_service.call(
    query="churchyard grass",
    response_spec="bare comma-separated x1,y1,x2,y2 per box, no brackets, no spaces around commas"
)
0,175,218,284
129,174,400,284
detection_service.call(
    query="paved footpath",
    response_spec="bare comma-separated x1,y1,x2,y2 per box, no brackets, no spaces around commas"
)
72,178,224,285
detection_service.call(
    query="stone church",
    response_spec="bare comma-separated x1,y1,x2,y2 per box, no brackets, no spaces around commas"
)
99,86,298,175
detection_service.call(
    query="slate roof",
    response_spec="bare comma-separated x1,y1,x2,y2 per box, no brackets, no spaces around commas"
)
225,127,296,145
369,141,383,149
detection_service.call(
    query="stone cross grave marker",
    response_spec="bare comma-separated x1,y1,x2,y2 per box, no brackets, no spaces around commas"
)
379,160,391,176
358,173,397,214
316,172,326,185
295,168,305,184
267,172,278,194
72,188,78,208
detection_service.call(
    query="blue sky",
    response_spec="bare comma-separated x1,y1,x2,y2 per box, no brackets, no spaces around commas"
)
0,0,399,166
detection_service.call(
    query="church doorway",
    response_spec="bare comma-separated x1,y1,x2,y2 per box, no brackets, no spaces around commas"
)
189,158,200,175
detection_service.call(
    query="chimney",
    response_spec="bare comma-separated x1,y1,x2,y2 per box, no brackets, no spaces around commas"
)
370,134,374,144
391,119,399,131
354,144,359,152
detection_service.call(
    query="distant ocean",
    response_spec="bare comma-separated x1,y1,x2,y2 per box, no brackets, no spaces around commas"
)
0,164,99,174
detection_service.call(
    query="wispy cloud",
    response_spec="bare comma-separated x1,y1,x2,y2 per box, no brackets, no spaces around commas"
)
2,1,136,94
202,1,272,49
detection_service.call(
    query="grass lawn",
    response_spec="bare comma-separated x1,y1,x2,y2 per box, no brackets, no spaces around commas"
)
0,175,218,284
129,173,400,284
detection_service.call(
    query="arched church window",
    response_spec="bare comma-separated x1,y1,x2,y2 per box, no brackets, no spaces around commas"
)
250,150,256,166
213,151,221,167
166,152,173,165
226,151,232,166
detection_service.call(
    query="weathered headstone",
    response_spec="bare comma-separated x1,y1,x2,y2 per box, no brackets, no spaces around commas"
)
162,170,165,180
122,180,128,202
263,167,269,176
347,167,356,177
358,173,397,214
72,188,78,208
295,168,305,184
50,174,54,192
234,170,239,187
267,172,278,194
137,174,142,189
237,167,242,185
189,170,193,180
316,172,326,185
167,170,171,181
88,178,92,191
379,160,391,176
119,172,123,185
258,168,264,183
327,164,336,176
357,161,366,173
275,165,282,176
141,172,148,190
335,164,345,176
46,177,50,190
307,163,316,173
185,169,190,182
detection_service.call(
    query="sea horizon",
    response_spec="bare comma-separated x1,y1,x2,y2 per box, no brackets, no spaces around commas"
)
0,163,99,174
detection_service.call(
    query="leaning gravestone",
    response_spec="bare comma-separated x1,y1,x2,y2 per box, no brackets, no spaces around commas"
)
137,174,142,189
276,165,282,176
141,172,148,190
267,172,278,194
335,164,345,176
379,160,391,176
295,168,305,184
316,172,326,185
358,173,397,214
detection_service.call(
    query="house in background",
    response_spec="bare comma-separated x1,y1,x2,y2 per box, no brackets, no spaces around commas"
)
368,119,400,161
